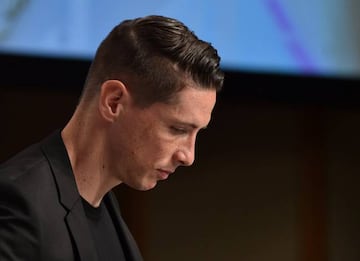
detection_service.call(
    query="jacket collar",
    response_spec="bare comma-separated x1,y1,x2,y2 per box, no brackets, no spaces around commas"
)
41,130,98,261
105,193,144,261
40,130,143,261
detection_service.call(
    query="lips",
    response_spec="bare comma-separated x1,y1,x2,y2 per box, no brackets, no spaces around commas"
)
157,169,173,180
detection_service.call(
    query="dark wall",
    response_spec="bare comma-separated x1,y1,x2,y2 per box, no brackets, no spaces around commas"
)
1,55,360,261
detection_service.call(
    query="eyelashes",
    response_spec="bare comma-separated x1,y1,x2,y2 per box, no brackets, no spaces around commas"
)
170,126,188,135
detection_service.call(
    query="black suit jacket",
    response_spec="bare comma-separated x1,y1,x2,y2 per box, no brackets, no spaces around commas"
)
0,131,143,261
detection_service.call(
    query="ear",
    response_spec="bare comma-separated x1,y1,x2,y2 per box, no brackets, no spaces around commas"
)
99,80,129,122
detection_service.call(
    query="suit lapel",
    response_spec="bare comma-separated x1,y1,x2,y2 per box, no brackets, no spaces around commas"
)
65,199,98,261
41,131,98,261
105,192,143,261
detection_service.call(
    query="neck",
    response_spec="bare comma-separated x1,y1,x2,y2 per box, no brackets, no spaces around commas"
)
61,110,121,207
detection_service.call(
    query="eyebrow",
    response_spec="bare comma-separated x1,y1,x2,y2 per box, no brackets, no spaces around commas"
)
180,122,208,130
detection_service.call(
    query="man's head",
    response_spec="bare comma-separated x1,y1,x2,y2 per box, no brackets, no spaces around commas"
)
80,15,224,107
69,15,224,191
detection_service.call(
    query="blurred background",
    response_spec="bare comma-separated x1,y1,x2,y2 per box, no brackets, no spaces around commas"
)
1,0,360,260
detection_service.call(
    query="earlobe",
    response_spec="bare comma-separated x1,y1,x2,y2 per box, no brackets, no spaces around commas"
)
99,80,128,122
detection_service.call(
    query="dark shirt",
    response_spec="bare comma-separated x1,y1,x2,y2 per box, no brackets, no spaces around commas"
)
82,197,127,261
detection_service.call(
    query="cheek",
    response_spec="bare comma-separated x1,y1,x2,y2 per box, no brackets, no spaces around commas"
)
143,138,166,158
127,128,163,162
142,135,175,163
125,119,176,162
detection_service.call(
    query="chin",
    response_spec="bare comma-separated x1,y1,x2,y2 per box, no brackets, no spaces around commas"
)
140,182,157,191
128,179,157,191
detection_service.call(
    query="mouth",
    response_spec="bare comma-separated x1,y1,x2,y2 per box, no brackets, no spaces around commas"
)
157,169,173,180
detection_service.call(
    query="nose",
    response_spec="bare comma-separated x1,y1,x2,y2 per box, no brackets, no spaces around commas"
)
176,150,194,166
174,137,196,166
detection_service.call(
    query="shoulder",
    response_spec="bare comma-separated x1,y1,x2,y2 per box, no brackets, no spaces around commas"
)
0,140,51,188
0,131,79,260
0,133,64,218
0,140,55,221
0,130,65,188
0,165,42,259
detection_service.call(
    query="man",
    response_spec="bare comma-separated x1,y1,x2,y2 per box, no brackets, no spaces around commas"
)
0,15,224,260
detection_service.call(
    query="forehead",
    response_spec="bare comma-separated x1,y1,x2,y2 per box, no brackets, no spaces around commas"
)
153,86,217,128
172,86,216,107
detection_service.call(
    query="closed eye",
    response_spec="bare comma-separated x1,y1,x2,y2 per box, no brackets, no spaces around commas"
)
170,126,188,135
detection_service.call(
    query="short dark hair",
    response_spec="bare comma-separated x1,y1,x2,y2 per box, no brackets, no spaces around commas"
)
82,15,224,106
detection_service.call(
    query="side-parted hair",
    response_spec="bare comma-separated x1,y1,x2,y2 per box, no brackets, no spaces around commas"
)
81,15,224,107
